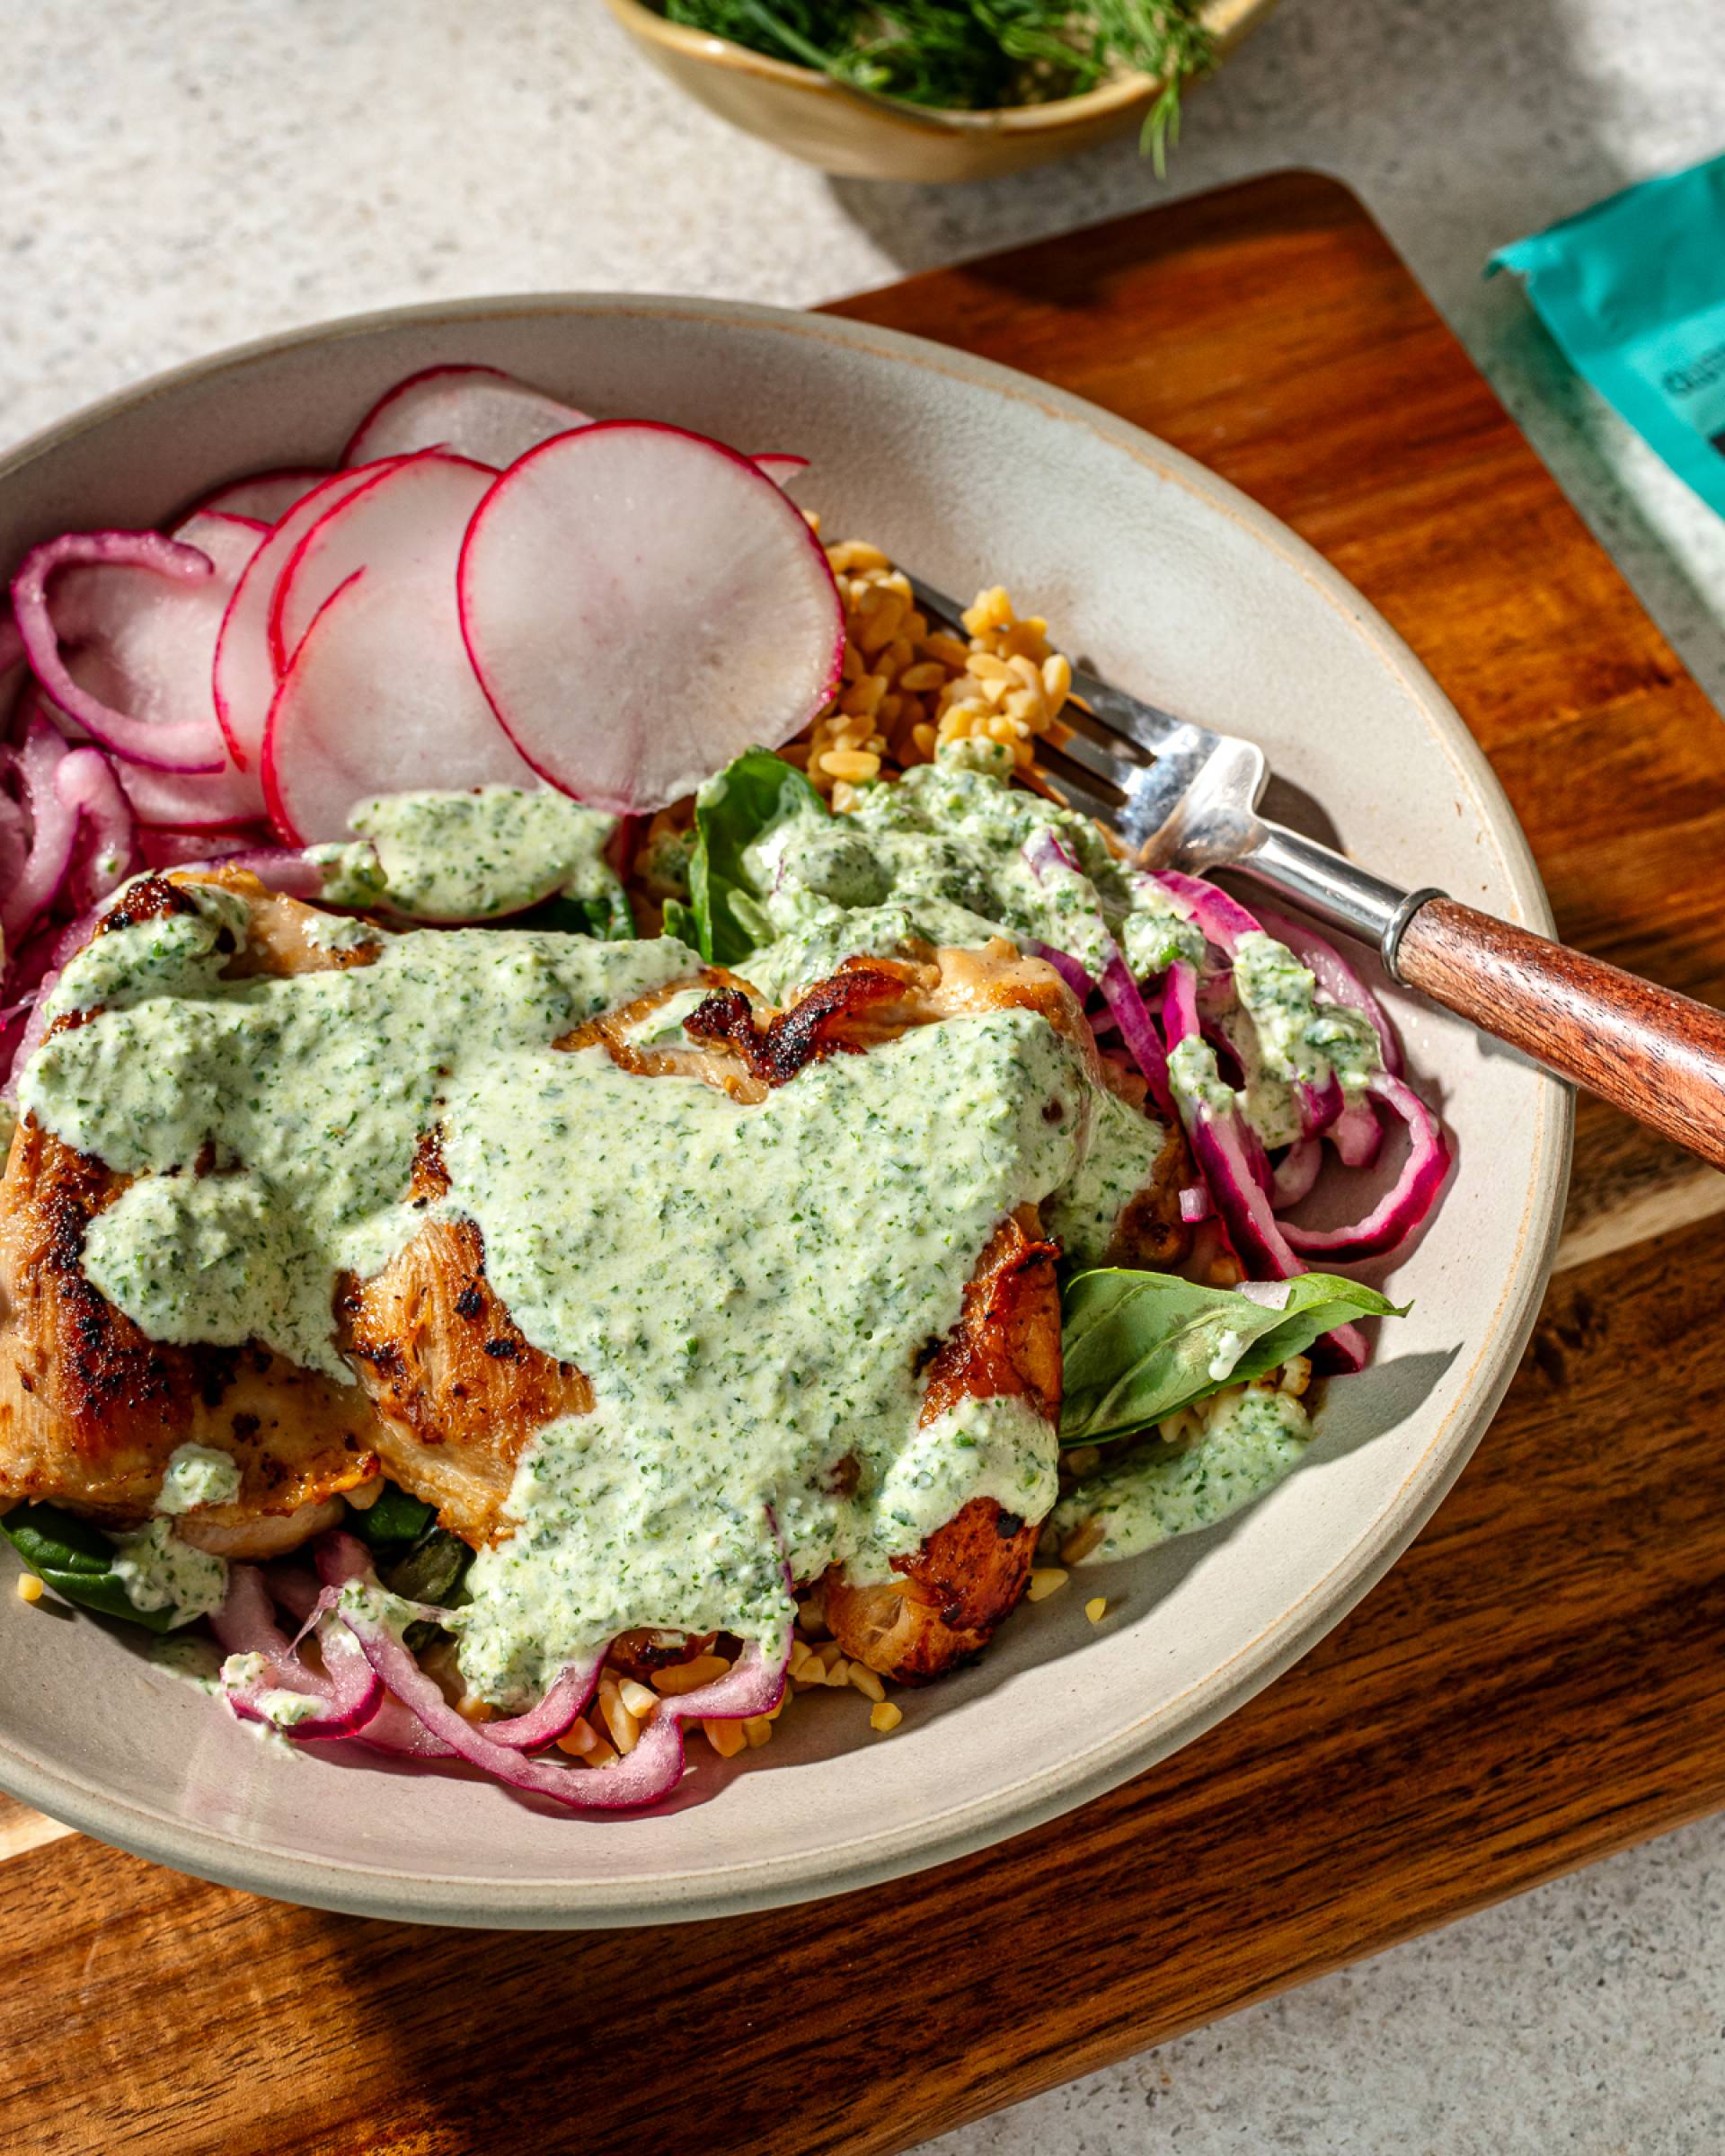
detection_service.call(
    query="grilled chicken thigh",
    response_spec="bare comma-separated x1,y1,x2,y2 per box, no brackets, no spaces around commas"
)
0,869,1172,1677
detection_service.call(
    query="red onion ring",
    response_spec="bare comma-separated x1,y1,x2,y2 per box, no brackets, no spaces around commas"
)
1163,959,1369,1370
55,746,139,909
11,530,227,773
1281,1071,1451,1261
0,712,80,944
304,1532,788,1811
212,1563,385,1740
1023,938,1093,1002
1270,1137,1323,1208
1023,831,1173,1118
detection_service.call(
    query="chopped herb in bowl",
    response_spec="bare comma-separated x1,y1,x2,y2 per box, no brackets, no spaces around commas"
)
659,1,1216,166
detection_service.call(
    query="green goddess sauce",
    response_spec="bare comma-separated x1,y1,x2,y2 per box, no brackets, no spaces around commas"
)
310,784,620,922
1051,1385,1312,1562
107,1442,241,1622
725,759,1379,1147
23,884,1087,1705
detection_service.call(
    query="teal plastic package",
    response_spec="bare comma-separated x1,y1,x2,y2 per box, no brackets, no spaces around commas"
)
1491,154,1725,515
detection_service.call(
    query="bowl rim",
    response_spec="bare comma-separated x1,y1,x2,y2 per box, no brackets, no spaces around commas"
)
598,0,1270,137
0,290,1573,1927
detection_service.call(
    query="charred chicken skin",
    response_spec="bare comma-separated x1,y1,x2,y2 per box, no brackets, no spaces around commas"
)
0,870,1175,1678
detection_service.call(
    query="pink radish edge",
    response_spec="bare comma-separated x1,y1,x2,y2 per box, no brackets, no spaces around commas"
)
268,448,491,677
339,363,518,464
456,419,845,815
212,462,407,770
261,570,366,844
190,466,334,526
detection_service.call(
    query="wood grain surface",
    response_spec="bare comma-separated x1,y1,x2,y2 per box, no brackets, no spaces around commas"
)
7,171,1725,2156
1398,897,1725,1170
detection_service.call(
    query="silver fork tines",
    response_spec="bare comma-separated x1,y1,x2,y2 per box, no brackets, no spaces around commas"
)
902,570,1426,968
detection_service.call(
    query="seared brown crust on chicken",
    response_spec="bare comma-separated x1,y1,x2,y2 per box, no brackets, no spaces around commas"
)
0,1116,382,1545
334,1134,593,1549
683,936,1096,1098
820,1207,1060,1684
0,874,1117,1684
0,873,387,1551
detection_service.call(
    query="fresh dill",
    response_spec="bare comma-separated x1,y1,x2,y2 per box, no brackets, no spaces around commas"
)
659,2,1215,171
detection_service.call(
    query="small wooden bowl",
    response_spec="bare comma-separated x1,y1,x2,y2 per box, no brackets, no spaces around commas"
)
600,0,1282,184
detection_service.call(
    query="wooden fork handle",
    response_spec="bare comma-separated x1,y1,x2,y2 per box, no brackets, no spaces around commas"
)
1396,897,1725,1170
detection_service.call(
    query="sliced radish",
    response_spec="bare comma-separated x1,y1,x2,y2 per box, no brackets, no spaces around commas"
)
264,458,538,845
752,453,809,489
172,509,268,543
458,421,844,815
212,464,401,771
13,530,230,772
191,466,332,526
168,512,266,580
270,449,491,674
342,364,590,470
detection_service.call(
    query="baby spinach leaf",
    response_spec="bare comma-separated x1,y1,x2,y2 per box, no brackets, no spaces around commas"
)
344,1484,473,1645
1060,1269,1408,1446
385,1526,472,1611
510,882,634,941
0,1501,184,1631
346,1481,438,1551
689,748,825,965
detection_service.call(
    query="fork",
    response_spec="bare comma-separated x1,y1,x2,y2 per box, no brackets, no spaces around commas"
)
909,575,1725,1172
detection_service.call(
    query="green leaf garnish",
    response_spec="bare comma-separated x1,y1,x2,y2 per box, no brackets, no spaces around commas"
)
1,1501,185,1632
1059,1269,1408,1446
688,748,825,965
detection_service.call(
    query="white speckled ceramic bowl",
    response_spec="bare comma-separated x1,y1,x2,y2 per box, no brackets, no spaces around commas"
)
0,298,1570,1927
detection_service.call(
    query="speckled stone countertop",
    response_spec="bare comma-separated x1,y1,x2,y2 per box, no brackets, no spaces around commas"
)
4,2,1723,2147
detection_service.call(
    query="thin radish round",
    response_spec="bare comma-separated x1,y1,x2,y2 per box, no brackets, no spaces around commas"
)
13,531,230,773
191,466,332,526
212,464,402,770
270,449,491,675
342,364,590,470
264,456,538,845
172,509,268,542
752,453,809,488
458,421,844,814
169,512,268,580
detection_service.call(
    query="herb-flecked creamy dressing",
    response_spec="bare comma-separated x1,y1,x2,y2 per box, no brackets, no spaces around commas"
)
107,1442,239,1621
310,784,619,922
735,761,1204,1004
19,760,1369,1672
1050,1386,1312,1560
23,886,1086,1701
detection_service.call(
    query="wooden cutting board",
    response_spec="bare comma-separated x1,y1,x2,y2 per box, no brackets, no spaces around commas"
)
6,170,1725,2156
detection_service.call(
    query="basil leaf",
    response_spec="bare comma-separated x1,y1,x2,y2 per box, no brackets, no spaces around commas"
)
0,1501,183,1632
347,1482,438,1550
689,748,825,965
1059,1269,1408,1446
